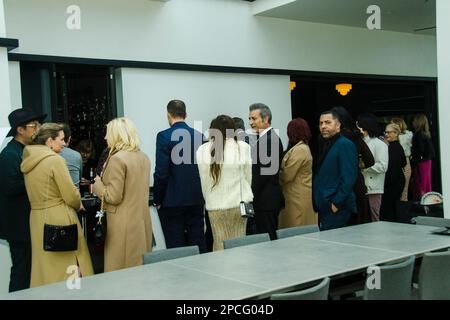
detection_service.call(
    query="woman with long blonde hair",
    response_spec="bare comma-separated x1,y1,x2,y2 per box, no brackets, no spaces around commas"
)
93,117,152,272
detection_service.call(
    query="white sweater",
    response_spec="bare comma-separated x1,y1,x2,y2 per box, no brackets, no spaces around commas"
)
196,139,253,211
399,130,413,157
362,136,389,194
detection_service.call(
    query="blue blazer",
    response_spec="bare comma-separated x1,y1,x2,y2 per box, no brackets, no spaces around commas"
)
153,122,205,207
313,135,358,222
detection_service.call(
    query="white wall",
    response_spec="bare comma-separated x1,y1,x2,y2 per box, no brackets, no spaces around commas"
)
9,61,21,108
0,0,12,127
120,68,291,172
0,0,5,36
3,0,436,77
436,0,450,219
0,48,11,127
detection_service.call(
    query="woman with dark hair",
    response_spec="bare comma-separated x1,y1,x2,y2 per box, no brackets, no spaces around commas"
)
196,115,253,251
332,107,374,225
357,113,388,222
278,118,317,228
21,123,93,287
411,114,434,201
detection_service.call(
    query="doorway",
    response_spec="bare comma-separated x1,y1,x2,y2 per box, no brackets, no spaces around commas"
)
20,62,116,160
290,76,440,193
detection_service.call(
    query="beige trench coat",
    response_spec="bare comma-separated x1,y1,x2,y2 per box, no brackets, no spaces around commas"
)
21,145,93,288
93,150,152,272
278,142,317,229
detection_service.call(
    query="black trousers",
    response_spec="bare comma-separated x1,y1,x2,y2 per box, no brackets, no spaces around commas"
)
380,184,404,222
8,241,31,292
254,209,279,240
246,216,257,236
204,210,214,252
158,205,207,253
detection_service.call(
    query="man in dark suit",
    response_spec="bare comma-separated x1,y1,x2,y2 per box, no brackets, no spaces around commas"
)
248,103,284,240
313,110,358,230
0,108,46,292
153,100,207,253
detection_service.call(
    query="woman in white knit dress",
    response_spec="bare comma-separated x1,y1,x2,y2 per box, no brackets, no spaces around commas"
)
196,115,253,251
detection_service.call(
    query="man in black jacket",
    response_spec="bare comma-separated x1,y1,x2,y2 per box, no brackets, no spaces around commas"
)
0,108,45,292
248,103,284,240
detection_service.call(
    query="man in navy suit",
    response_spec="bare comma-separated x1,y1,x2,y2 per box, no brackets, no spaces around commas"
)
313,110,358,230
153,100,207,253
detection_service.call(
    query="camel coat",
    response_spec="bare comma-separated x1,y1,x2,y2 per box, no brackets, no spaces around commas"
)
21,145,93,288
279,142,317,228
93,150,152,272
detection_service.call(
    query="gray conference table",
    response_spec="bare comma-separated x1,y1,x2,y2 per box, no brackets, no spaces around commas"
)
2,222,450,300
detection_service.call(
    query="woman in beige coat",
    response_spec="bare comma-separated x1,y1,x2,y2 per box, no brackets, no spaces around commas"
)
21,123,93,288
93,117,152,272
279,118,317,229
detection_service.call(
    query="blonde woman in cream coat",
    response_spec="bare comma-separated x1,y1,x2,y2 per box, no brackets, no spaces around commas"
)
93,117,152,272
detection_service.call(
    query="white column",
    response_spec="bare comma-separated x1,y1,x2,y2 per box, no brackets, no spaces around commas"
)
436,0,450,219
0,0,12,127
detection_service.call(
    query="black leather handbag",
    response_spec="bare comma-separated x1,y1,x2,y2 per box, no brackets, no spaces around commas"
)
93,193,107,246
240,201,255,218
93,214,106,246
43,223,78,251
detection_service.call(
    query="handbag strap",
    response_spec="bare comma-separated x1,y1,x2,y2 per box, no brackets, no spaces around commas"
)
95,149,113,223
96,192,105,225
44,170,50,222
237,141,244,203
44,162,71,223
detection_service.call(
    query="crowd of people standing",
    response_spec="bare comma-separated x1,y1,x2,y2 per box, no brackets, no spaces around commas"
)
0,103,436,291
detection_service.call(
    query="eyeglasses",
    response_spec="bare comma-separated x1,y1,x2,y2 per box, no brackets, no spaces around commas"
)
25,122,40,129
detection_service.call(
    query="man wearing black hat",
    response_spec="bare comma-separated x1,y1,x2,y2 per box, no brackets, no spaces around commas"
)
0,108,46,292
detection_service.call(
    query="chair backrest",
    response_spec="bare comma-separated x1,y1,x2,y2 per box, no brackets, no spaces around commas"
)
270,277,330,300
276,225,319,239
143,245,199,265
223,233,270,249
418,249,450,300
364,256,415,300
413,216,450,227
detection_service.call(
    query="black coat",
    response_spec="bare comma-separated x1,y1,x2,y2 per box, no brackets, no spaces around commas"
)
0,139,31,242
380,140,407,222
251,129,284,211
385,140,407,191
411,131,434,166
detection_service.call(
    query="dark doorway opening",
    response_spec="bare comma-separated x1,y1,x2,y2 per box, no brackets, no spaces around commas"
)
20,62,116,160
290,75,440,193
